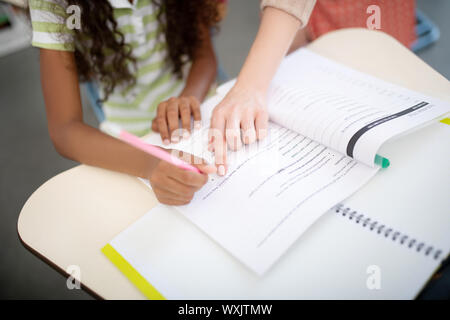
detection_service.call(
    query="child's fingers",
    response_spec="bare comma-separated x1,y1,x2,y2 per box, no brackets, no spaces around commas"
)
153,185,192,202
170,151,217,176
167,98,180,143
179,98,192,138
151,119,159,132
158,176,196,197
157,196,191,206
191,155,217,175
168,164,208,188
195,163,217,175
156,102,170,145
153,187,193,206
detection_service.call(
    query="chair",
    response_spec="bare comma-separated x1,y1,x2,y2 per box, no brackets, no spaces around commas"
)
411,9,440,52
83,82,105,123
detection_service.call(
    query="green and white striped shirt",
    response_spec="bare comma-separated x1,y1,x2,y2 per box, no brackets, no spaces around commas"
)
29,0,185,136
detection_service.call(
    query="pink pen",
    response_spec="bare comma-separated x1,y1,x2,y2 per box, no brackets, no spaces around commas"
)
108,124,201,174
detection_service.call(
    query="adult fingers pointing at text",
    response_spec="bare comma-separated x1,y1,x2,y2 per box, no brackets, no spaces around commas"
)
209,3,312,175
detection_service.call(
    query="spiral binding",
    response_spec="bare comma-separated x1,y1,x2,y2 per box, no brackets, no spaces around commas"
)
334,204,443,261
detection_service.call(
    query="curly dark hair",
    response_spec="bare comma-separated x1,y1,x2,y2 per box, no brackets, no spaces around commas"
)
63,0,220,101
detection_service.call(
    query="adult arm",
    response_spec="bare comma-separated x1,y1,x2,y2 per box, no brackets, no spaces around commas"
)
210,2,315,175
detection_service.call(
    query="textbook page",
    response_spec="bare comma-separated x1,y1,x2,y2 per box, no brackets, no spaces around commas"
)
144,95,378,275
268,49,450,166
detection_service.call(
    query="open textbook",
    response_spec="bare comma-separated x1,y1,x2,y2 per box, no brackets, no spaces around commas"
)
141,49,449,275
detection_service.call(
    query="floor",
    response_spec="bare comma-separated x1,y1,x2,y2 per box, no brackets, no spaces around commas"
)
0,0,448,299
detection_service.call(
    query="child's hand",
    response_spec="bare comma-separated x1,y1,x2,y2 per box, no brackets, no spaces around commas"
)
151,96,202,145
148,150,216,206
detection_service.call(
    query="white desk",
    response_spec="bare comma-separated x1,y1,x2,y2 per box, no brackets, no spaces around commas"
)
18,29,450,299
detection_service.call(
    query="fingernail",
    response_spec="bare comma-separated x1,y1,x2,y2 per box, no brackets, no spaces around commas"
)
218,165,225,176
194,121,202,130
183,131,190,139
171,135,179,143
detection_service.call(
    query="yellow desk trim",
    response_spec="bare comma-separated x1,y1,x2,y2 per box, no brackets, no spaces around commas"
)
102,244,165,300
440,118,450,125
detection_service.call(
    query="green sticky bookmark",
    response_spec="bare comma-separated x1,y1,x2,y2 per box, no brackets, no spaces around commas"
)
375,154,390,168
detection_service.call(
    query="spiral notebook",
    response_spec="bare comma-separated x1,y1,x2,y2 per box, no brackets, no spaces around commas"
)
102,198,449,299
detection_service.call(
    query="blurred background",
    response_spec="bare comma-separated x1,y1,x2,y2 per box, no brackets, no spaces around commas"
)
0,0,449,299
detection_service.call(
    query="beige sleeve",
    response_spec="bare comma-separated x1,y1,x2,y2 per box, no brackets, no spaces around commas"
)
260,0,316,27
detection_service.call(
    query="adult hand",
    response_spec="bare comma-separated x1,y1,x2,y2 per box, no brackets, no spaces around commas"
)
209,85,269,176
207,7,301,176
151,96,202,145
148,150,216,206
